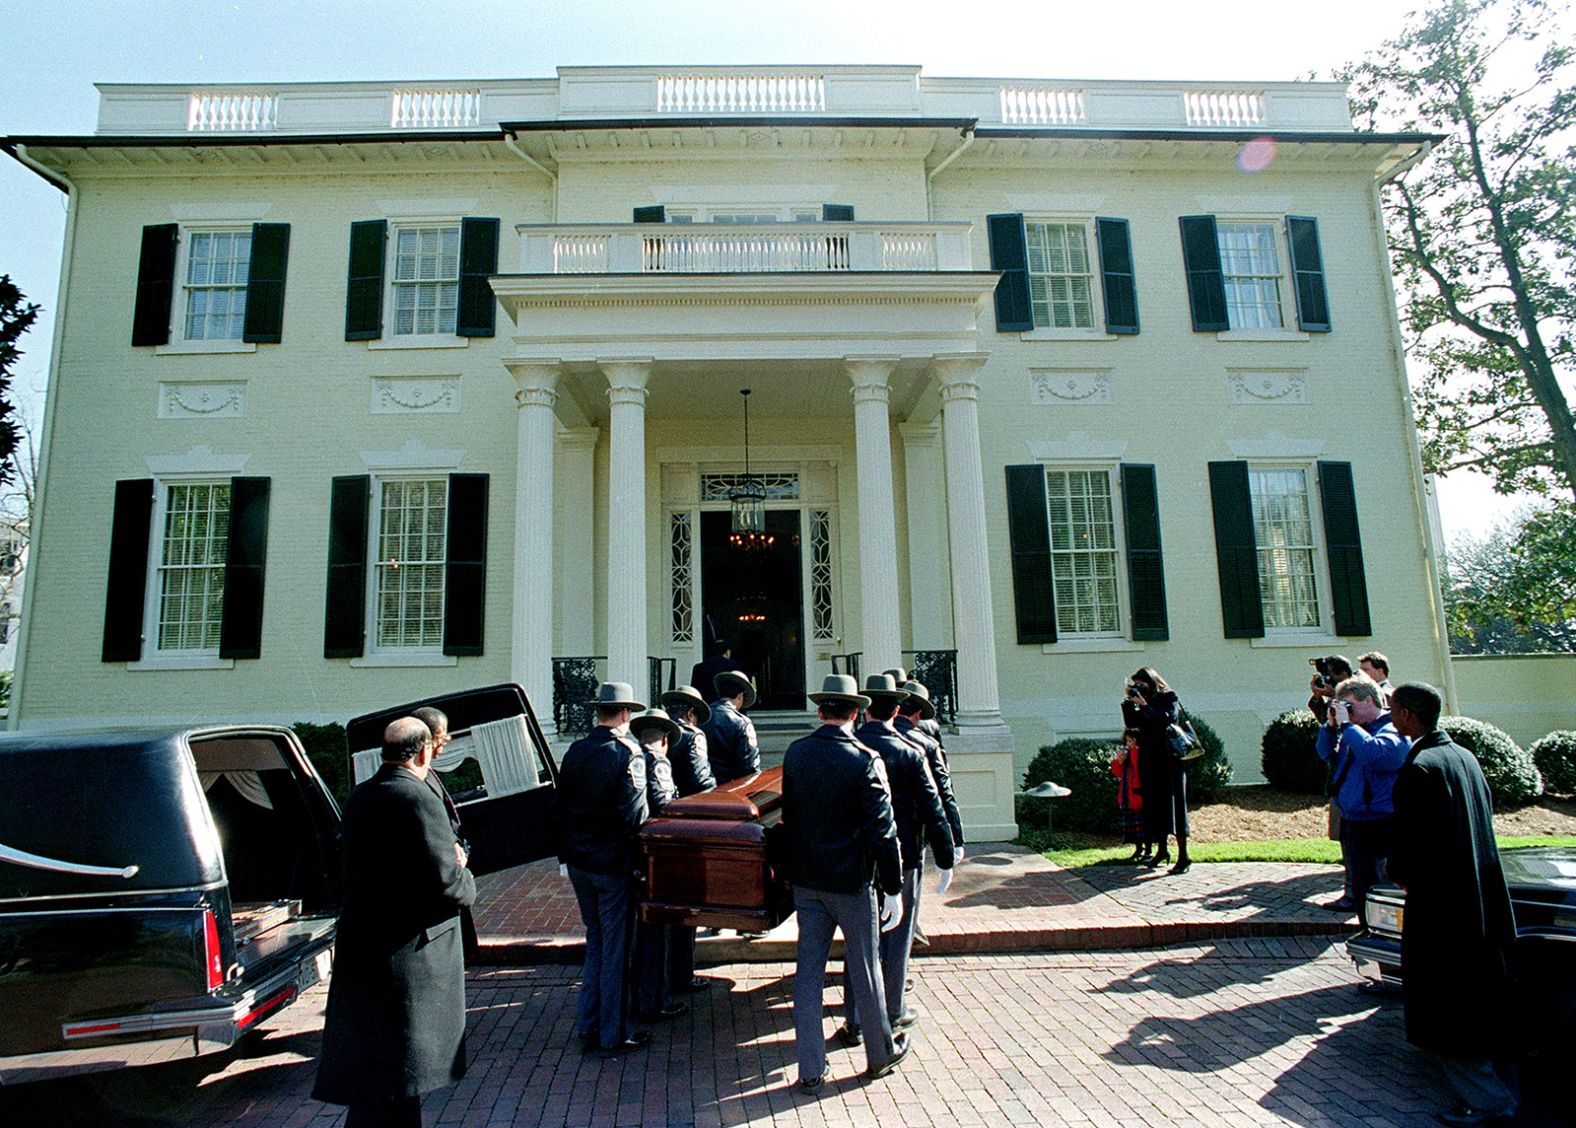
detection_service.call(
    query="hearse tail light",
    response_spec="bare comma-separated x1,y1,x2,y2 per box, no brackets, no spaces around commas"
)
203,909,223,991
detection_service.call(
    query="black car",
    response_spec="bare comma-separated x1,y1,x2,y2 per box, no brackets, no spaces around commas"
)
0,685,560,1085
1346,846,1576,1045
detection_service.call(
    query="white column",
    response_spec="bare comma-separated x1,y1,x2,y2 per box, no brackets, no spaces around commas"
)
899,419,954,650
555,427,599,656
506,359,560,734
932,353,1004,726
602,358,652,689
846,356,903,675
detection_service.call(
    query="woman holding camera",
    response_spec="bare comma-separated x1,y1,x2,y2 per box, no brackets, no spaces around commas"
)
1120,667,1192,874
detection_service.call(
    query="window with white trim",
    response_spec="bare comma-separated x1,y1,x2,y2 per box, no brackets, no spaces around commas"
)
181,230,251,341
391,225,460,337
664,207,823,224
1217,222,1286,329
155,481,231,653
1044,468,1122,635
372,477,448,650
1025,221,1096,330
1249,466,1321,629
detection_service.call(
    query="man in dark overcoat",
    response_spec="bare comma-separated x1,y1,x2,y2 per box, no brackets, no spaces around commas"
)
659,685,716,993
841,674,954,1044
558,681,650,1057
688,638,738,700
410,706,479,962
894,680,965,858
782,674,909,1093
703,669,760,784
1387,682,1519,1126
313,717,476,1128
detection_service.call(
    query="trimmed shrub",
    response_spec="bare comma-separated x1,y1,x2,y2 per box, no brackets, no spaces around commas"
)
1021,737,1124,834
293,721,351,804
1530,730,1576,797
1260,709,1327,795
1185,714,1234,802
1439,716,1543,808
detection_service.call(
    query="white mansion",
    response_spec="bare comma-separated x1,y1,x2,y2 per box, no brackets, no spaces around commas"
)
2,67,1446,837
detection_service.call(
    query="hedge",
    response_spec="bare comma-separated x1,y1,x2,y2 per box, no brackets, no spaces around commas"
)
1438,716,1543,809
1186,714,1234,802
293,721,351,804
1530,730,1576,797
1260,709,1327,795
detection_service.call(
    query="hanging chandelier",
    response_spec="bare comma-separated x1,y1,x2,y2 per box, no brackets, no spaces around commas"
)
728,388,776,550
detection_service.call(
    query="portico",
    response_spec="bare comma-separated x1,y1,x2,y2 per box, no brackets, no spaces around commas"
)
490,239,1018,837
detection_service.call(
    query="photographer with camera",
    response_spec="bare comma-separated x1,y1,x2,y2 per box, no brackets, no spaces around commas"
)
1307,654,1354,723
1120,668,1193,875
1315,675,1408,916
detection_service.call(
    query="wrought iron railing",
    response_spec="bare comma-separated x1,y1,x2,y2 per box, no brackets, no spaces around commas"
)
825,649,958,725
551,655,678,736
648,656,677,713
829,652,862,681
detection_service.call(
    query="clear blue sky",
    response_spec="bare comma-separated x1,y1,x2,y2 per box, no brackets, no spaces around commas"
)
0,0,1518,538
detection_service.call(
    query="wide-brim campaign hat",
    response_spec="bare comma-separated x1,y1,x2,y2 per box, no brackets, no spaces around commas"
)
808,673,872,710
714,669,758,708
882,667,909,684
900,679,937,721
862,673,910,703
629,708,682,745
586,681,646,711
660,685,711,725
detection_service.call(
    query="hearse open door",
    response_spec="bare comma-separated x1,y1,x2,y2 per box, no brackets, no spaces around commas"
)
346,684,560,876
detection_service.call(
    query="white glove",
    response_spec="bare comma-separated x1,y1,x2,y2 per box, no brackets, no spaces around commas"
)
955,846,965,863
879,891,904,933
936,866,953,894
559,863,569,878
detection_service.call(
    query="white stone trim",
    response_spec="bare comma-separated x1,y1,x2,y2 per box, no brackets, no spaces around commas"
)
370,376,461,414
1041,637,1143,654
349,652,459,668
1216,328,1310,343
1227,369,1309,405
1020,328,1118,342
357,439,465,471
1028,369,1114,406
1193,196,1297,214
155,339,257,356
168,203,272,222
1226,431,1324,459
376,198,479,219
1024,432,1128,462
366,335,470,351
1249,632,1345,650
158,382,246,419
1004,194,1105,212
144,446,251,476
127,655,235,671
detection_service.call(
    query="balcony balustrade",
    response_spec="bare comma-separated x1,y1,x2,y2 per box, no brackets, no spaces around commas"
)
518,222,973,276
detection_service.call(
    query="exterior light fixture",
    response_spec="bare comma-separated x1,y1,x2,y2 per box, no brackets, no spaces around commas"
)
728,388,775,549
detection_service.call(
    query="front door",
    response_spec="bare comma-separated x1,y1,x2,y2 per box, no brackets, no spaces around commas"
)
699,510,806,710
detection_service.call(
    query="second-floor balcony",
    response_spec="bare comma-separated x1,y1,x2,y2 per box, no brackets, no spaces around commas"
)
515,222,974,275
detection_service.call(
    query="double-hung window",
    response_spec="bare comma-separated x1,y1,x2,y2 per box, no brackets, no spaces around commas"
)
372,477,448,651
154,482,231,653
1180,214,1329,334
182,231,252,341
1044,468,1121,635
391,226,461,338
1025,222,1095,330
1248,467,1320,629
1217,222,1284,329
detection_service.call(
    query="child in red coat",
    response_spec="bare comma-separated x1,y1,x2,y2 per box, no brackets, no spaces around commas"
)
1111,728,1148,863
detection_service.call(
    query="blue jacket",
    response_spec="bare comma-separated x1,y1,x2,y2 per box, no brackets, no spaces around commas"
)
1316,712,1408,820
557,725,648,876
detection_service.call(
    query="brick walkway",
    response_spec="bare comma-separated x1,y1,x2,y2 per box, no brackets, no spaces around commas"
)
8,940,1564,1127
473,846,1358,962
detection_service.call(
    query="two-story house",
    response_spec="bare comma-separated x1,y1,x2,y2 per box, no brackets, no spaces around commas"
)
2,67,1446,837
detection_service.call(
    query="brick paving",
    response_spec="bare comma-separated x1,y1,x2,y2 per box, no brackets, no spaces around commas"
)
6,939,1563,1126
472,845,1359,963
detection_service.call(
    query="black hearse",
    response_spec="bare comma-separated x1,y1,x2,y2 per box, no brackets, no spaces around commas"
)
0,685,560,1085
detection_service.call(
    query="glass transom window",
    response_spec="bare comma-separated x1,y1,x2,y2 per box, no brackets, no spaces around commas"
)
1250,467,1321,629
1045,469,1120,634
157,482,230,651
1025,222,1094,329
183,231,251,341
1217,222,1285,329
392,226,460,336
375,478,447,649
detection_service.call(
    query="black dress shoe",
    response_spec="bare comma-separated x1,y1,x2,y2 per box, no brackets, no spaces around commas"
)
799,1075,823,1094
890,1008,920,1029
1169,859,1192,875
635,1002,689,1021
578,1031,599,1052
835,1023,863,1048
599,1031,651,1057
866,1032,911,1079
1144,853,1170,869
673,976,716,993
1324,896,1359,913
1436,1105,1516,1127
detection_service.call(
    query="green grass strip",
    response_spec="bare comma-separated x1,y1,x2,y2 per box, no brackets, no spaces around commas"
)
1039,834,1576,868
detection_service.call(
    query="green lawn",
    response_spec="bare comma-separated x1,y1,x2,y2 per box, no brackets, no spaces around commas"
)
1038,834,1576,868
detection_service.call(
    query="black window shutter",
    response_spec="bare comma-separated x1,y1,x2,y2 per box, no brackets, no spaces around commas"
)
324,475,370,658
1286,216,1331,332
1095,217,1140,335
131,224,178,346
1004,464,1056,644
1179,215,1229,332
1120,464,1168,641
1207,461,1265,639
103,479,155,662
1317,461,1372,636
219,477,271,660
456,217,500,338
821,204,855,222
242,223,290,344
443,473,489,656
633,206,666,223
344,220,386,341
987,213,1034,332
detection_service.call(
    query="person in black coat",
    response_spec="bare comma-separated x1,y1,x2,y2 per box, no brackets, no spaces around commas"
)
410,706,478,962
1120,666,1191,874
893,680,965,857
688,638,738,700
313,717,476,1128
783,674,909,1092
703,670,760,784
658,686,717,994
1387,682,1519,1126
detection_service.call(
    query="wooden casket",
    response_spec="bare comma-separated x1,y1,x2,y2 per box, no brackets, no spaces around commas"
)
638,766,792,931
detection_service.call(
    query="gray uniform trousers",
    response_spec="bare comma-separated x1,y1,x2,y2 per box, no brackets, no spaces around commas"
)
793,886,895,1079
567,865,635,1049
845,866,921,1034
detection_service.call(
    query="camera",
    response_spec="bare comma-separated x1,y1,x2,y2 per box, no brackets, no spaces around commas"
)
1309,655,1352,689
